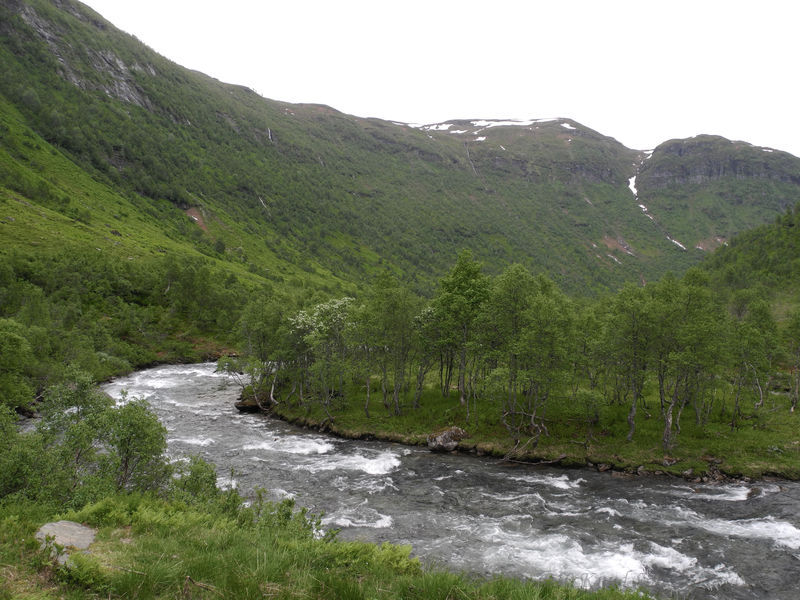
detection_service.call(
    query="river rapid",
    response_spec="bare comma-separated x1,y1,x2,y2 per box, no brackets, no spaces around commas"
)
102,363,800,600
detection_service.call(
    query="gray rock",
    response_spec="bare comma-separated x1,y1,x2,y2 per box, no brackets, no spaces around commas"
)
36,520,96,565
427,427,467,452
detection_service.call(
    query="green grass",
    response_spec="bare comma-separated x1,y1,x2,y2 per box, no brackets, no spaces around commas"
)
0,494,650,600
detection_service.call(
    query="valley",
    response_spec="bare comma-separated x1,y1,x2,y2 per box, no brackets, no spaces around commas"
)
1,2,800,599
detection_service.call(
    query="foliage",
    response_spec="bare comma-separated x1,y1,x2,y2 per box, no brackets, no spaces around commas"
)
249,253,800,479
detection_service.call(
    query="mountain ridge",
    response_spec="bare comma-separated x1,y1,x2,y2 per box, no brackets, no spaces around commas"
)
2,0,799,296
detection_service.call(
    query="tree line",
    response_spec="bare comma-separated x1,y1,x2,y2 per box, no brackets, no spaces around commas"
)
225,250,800,451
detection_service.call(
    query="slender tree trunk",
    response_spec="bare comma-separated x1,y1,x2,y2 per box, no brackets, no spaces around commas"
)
458,337,467,405
731,374,744,430
750,363,765,410
626,377,638,442
440,351,455,397
364,374,371,418
414,360,429,410
381,361,389,411
393,380,401,416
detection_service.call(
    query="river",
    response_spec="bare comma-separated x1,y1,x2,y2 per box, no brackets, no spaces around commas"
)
102,363,800,600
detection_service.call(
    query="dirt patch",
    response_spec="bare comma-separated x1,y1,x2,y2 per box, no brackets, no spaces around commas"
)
186,207,208,232
693,236,726,251
601,235,634,255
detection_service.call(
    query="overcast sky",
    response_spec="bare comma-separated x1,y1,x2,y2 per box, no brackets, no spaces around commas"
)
82,0,799,157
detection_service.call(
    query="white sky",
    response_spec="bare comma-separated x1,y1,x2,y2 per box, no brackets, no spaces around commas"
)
82,0,800,157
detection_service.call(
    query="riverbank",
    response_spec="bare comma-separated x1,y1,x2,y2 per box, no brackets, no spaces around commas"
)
0,494,652,600
267,392,800,482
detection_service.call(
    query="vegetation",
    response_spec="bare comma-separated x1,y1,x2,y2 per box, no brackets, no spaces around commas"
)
3,1,800,297
231,251,800,480
1,1,800,597
0,369,646,599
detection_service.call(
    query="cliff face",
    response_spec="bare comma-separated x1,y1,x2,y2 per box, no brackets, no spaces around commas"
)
639,136,800,189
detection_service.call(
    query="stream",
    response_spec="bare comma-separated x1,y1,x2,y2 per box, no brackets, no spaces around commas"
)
102,363,800,599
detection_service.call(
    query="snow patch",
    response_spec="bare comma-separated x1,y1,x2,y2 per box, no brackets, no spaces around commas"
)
668,237,687,250
628,176,638,197
474,136,486,142
561,122,576,130
449,129,467,134
470,118,558,129
426,123,453,131
762,148,774,152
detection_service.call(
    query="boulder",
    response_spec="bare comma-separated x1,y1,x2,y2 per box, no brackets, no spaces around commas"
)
234,396,261,413
427,426,467,452
36,520,96,565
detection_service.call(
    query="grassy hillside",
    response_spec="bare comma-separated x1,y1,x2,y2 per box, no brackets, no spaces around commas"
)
702,202,800,319
3,0,798,297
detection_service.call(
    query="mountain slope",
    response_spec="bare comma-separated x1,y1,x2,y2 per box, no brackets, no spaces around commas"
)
635,135,800,253
701,202,800,319
2,0,800,295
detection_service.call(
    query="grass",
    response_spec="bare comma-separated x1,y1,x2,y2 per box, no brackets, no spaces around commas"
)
0,494,651,600
272,383,800,481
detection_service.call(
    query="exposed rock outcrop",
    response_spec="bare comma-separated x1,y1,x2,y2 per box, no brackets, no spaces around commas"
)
427,426,467,452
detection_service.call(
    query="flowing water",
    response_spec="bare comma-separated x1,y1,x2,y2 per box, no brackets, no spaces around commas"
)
102,363,800,600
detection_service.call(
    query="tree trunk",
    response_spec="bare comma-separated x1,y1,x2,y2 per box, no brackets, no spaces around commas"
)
364,375,371,418
393,380,401,416
626,382,637,442
458,340,467,405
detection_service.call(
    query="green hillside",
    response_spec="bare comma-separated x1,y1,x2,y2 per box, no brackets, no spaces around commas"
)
702,202,800,319
636,135,800,254
2,0,798,297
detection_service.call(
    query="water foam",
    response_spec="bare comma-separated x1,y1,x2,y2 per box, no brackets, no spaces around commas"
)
643,543,744,589
295,451,401,475
323,501,394,529
243,437,334,455
482,533,646,588
665,484,758,502
481,527,744,590
216,475,238,490
168,436,215,446
697,516,800,549
508,473,585,490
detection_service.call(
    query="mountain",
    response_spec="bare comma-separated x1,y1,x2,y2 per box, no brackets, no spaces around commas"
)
2,0,800,296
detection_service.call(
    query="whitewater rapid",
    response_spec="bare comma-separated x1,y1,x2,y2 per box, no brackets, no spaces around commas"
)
103,363,800,600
